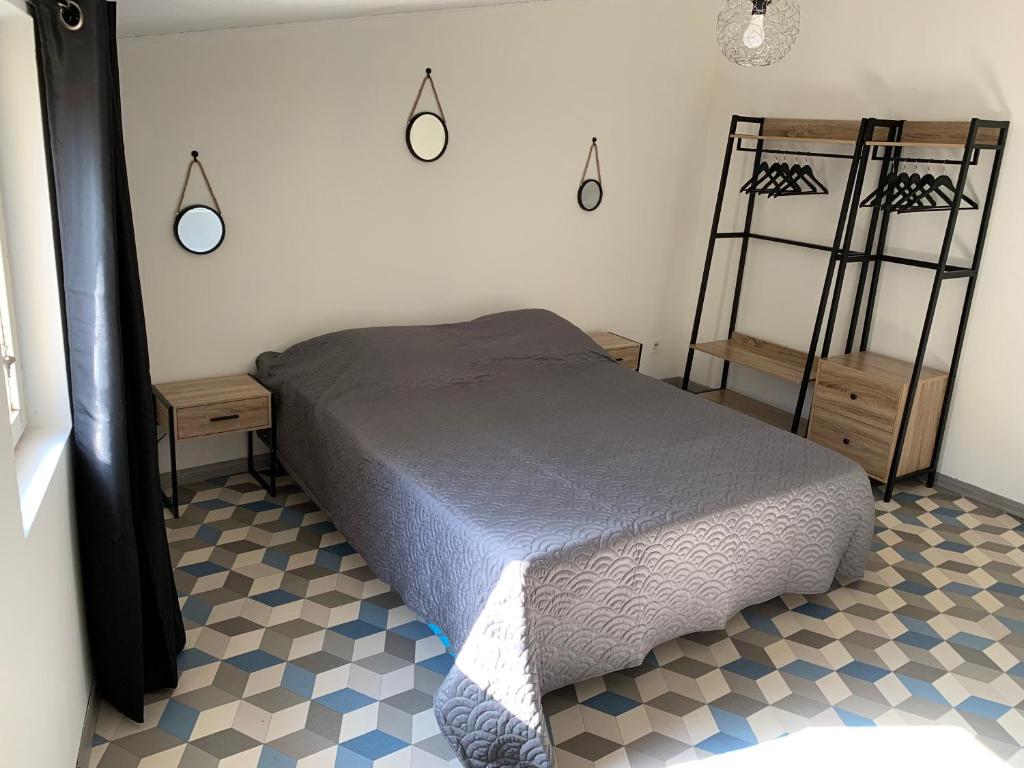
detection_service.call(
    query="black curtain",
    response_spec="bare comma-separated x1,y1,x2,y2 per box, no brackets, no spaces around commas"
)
30,0,184,721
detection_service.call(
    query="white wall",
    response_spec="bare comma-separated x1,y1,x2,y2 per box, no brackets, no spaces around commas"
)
0,5,91,766
118,0,719,470
687,0,1023,502
122,0,1024,504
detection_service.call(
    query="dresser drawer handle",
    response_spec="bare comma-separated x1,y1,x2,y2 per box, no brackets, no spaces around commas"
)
842,437,851,445
850,393,859,401
209,414,240,423
615,357,625,362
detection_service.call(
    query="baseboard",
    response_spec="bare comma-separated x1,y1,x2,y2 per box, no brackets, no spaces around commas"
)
159,455,269,485
76,683,97,768
935,473,1024,520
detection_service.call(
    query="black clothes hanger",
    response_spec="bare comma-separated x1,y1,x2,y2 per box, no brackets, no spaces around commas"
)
743,154,828,198
861,161,980,213
740,161,772,194
860,170,898,208
761,161,793,195
775,162,828,197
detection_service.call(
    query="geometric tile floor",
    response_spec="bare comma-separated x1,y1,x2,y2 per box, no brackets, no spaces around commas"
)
88,472,1024,767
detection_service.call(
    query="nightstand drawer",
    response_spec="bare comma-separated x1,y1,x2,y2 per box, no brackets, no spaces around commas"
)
610,345,641,371
176,397,270,439
815,359,902,430
807,407,891,479
588,332,642,372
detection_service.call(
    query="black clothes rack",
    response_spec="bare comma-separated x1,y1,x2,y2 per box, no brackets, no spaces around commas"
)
683,116,1009,502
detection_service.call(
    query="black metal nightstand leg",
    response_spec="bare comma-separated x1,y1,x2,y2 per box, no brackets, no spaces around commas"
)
158,400,180,518
169,421,179,517
247,416,278,499
268,413,277,497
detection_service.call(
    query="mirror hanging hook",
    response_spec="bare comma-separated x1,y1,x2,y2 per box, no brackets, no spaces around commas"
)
580,138,602,186
577,137,604,211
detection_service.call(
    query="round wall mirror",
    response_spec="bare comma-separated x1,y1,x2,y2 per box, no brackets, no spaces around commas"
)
174,205,225,254
407,111,448,162
578,179,603,212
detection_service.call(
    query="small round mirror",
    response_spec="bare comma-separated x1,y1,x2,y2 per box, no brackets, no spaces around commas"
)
174,205,225,254
578,179,603,212
407,112,448,162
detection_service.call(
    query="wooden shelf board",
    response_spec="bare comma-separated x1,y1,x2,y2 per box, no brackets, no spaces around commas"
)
690,333,818,383
731,132,856,146
699,389,807,434
731,132,990,150
865,140,977,149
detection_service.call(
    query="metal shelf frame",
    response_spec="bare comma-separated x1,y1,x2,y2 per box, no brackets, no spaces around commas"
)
684,115,1010,502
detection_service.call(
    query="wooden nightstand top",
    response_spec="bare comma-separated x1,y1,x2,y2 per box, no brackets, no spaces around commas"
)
589,331,642,372
589,331,640,352
153,374,269,409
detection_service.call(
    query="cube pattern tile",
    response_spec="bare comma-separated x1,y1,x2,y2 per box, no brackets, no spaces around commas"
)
88,473,1024,767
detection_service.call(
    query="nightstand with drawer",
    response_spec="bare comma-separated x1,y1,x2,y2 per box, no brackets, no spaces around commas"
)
589,331,643,371
153,374,277,517
807,352,947,483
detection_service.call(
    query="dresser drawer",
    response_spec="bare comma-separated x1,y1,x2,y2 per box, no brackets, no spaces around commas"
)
815,360,902,430
808,407,891,479
176,397,270,439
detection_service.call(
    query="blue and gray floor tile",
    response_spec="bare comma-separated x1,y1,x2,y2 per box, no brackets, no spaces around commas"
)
88,474,1024,766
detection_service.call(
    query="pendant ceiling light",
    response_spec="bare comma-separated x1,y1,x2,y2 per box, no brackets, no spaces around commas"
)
717,0,800,67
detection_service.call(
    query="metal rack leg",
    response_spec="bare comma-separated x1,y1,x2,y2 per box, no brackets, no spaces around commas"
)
884,122,981,502
839,208,880,356
845,147,897,353
819,139,874,360
926,124,1008,488
683,116,747,391
860,134,903,351
792,119,874,433
721,140,763,391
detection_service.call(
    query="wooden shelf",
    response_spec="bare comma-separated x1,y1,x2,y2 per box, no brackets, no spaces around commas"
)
690,333,818,384
731,132,994,150
732,132,855,146
699,389,806,434
731,120,1002,150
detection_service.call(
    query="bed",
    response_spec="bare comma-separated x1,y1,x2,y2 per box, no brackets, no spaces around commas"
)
255,309,874,768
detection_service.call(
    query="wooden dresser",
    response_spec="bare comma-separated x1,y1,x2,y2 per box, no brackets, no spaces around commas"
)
807,352,947,482
589,331,642,371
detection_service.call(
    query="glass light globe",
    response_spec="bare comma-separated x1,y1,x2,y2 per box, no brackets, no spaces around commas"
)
717,0,800,67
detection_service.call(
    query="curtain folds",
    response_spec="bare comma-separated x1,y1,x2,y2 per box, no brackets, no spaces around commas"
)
30,0,184,721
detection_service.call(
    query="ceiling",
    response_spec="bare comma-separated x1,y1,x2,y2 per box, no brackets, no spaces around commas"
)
116,0,545,37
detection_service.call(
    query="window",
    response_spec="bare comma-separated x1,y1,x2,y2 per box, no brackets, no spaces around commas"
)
0,210,25,445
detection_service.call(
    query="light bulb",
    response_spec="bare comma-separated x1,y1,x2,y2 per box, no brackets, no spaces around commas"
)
742,13,765,48
717,0,799,67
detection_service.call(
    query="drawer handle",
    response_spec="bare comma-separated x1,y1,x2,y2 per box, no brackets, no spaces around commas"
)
209,414,240,423
850,393,859,401
842,437,851,445
615,357,625,362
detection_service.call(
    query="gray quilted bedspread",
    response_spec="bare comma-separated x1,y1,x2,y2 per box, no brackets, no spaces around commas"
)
255,309,874,768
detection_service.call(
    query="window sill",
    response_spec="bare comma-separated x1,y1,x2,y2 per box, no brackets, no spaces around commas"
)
15,425,71,536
